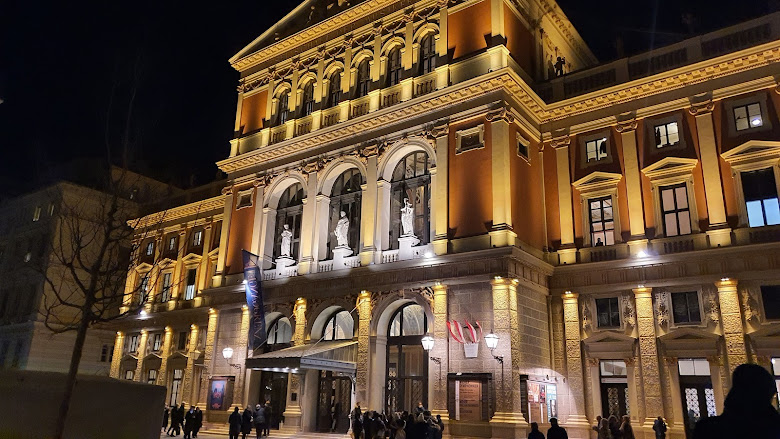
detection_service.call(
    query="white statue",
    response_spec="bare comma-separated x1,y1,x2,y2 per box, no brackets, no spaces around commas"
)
280,224,293,257
400,198,415,237
334,211,350,248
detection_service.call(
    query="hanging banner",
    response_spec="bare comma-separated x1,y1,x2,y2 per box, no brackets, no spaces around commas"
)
242,250,267,351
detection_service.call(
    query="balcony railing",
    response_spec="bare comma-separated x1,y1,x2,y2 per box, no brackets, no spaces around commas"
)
321,107,340,128
381,84,402,109
295,115,312,136
735,224,780,245
350,96,370,118
414,72,436,98
270,125,287,144
651,233,708,255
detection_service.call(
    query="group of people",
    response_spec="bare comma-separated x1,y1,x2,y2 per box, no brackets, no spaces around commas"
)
591,415,636,439
228,401,273,439
349,402,444,439
526,418,568,439
163,404,203,438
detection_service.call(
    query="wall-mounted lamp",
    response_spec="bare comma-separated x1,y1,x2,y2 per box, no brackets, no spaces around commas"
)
222,346,241,370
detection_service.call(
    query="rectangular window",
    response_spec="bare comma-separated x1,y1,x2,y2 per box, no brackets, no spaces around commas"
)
160,272,172,302
128,335,140,353
177,331,189,351
741,168,780,227
595,297,621,328
660,184,692,237
600,360,627,376
192,230,203,247
32,206,41,222
586,138,608,162
184,269,197,300
771,358,780,397
760,285,780,320
671,291,701,324
145,242,154,256
147,369,158,384
678,358,711,376
48,203,55,216
170,369,184,406
517,134,529,159
654,122,680,148
236,192,253,209
168,236,177,252
125,370,135,380
152,333,162,352
734,103,763,131
589,196,615,246
100,344,109,362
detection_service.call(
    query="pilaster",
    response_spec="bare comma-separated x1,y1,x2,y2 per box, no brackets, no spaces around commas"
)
109,331,124,378
232,307,250,407
182,324,200,405
298,173,318,274
215,188,234,286
198,308,219,406
284,298,307,428
359,153,379,265
356,291,371,406
157,326,174,387
132,330,149,382
198,224,214,291
616,118,647,246
561,291,589,427
431,283,449,416
431,122,449,255
487,108,516,248
633,287,663,427
552,137,576,264
715,278,748,380
171,229,187,301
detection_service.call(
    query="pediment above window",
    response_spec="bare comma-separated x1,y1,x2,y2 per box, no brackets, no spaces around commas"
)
642,156,699,182
659,327,720,357
721,140,780,171
572,171,623,195
583,331,636,358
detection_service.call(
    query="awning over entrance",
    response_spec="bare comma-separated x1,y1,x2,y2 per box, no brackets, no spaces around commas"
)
245,340,357,375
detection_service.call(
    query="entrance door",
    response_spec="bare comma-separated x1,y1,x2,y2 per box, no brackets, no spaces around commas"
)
677,358,717,439
259,372,288,430
316,371,352,433
599,360,629,418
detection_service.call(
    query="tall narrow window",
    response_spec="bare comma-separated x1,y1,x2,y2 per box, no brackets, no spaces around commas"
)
595,297,620,328
125,370,135,380
322,310,354,341
419,34,436,75
390,152,431,249
137,275,150,304
760,285,780,320
145,242,154,256
277,92,290,125
356,59,371,98
152,333,163,351
184,269,197,300
386,303,428,414
100,344,109,362
387,48,402,86
328,72,342,107
741,168,780,227
671,292,701,324
586,138,608,162
328,169,363,257
170,369,183,406
147,369,158,384
734,102,763,131
192,230,203,247
274,184,304,262
32,206,41,222
660,184,692,237
160,272,172,303
654,121,680,148
168,236,177,252
589,196,615,246
128,335,140,353
301,81,315,117
177,331,189,351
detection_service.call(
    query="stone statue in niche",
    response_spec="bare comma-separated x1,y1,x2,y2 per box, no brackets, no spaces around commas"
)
280,224,293,258
334,211,350,248
401,198,415,237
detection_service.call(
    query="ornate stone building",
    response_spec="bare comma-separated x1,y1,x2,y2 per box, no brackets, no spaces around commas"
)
108,1,780,438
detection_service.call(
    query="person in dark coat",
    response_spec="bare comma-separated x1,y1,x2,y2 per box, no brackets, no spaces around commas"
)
693,363,780,439
528,422,545,439
229,407,242,439
193,407,203,438
652,416,667,439
350,404,362,439
547,417,568,439
253,404,266,439
263,401,272,437
241,407,253,439
183,406,196,439
162,406,170,432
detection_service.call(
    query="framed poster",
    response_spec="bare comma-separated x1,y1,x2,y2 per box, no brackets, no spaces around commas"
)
209,379,227,410
456,380,482,421
447,373,494,422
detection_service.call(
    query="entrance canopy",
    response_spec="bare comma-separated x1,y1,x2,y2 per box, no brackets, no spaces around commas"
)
246,340,357,375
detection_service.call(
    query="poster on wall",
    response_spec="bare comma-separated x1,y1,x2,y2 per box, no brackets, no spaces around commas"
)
456,380,482,421
209,379,227,410
527,381,557,424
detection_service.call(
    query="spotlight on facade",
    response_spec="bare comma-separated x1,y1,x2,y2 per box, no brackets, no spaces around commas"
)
222,346,234,360
637,250,648,258
424,251,433,258
139,310,148,318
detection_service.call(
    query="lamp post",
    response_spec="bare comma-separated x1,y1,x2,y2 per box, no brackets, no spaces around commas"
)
485,332,504,399
421,334,442,384
222,346,241,370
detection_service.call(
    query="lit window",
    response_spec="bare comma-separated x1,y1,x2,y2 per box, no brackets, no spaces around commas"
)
192,230,203,247
760,285,780,320
160,272,172,302
589,196,614,246
124,370,135,380
654,122,680,148
145,242,154,256
671,292,701,324
184,269,197,300
32,206,41,222
267,318,292,345
660,184,691,237
741,168,780,227
595,297,620,328
152,333,162,352
678,358,711,376
734,103,763,131
323,310,354,341
599,360,627,376
128,335,140,353
147,369,157,384
586,138,608,162
168,236,177,251
771,358,780,398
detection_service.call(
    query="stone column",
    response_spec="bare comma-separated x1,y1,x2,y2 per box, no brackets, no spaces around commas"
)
430,122,450,255
284,298,307,429
356,291,371,406
664,357,688,437
707,355,725,414
171,229,188,301
230,91,244,157
689,99,731,246
232,307,250,407
249,181,266,256
633,286,663,428
109,331,125,378
489,278,528,438
298,172,317,275
487,108,516,248
625,357,641,424
215,188,234,287
198,308,220,406
157,326,174,387
374,179,391,264
561,291,589,429
431,283,449,416
182,324,201,405
197,224,213,292
133,330,149,382
359,152,379,266
715,278,748,380
616,118,648,254
552,137,576,264
585,357,601,422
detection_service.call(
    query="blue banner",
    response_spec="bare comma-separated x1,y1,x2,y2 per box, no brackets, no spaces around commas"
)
242,250,266,352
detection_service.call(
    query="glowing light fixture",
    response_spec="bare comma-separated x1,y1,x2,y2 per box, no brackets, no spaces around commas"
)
484,332,499,350
421,335,435,352
637,250,648,258
222,347,234,360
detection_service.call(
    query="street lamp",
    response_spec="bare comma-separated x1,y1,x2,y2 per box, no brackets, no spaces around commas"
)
222,346,241,370
485,332,505,397
421,334,442,389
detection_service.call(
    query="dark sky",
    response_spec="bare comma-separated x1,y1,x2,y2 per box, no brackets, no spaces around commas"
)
0,0,774,198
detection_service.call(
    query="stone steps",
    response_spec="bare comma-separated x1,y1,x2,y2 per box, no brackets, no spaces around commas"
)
199,426,350,438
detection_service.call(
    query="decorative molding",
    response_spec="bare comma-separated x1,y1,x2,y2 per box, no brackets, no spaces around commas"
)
742,289,759,322
622,294,636,329
130,196,226,230
581,299,592,333
688,96,715,116
654,291,670,329
549,135,571,149
485,106,515,124
705,290,721,325
615,118,638,133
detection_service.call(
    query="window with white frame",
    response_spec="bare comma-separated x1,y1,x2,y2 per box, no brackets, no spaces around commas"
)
159,272,172,302
671,291,701,324
734,103,763,131
124,370,134,380
741,168,780,227
152,333,162,352
660,184,692,237
589,196,615,246
192,230,203,247
184,269,197,300
760,285,780,320
128,334,140,353
167,236,177,252
586,138,608,162
147,369,157,384
170,369,183,406
678,358,711,377
595,297,621,328
32,206,41,222
137,275,149,304
322,309,354,341
654,121,680,148
455,125,484,154
145,242,154,256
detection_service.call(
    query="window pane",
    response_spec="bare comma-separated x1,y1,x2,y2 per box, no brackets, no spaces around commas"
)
603,205,613,221
665,213,679,237
734,106,749,131
693,359,711,376
678,359,695,376
604,229,615,246
772,358,780,376
661,188,675,212
764,198,780,226
747,200,767,227
675,186,688,209
761,286,780,320
678,211,692,235
402,305,426,336
748,103,763,128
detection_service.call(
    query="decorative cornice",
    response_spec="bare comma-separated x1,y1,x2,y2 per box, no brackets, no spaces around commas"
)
130,195,226,230
485,106,515,124
549,135,571,149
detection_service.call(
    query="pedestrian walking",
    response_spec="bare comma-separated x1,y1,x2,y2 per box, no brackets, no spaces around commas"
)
597,418,612,439
193,407,203,438
241,406,253,439
528,422,545,439
547,417,568,439
652,416,667,439
183,406,196,439
350,403,362,439
608,415,621,439
229,407,242,439
254,404,266,439
263,401,272,437
163,406,170,432
619,415,635,439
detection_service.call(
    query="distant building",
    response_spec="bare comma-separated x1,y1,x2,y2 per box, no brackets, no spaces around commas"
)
109,2,780,438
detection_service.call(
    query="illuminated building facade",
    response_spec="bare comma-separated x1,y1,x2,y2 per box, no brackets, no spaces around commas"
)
109,2,780,438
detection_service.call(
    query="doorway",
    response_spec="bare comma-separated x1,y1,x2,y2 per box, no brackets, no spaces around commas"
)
316,371,352,433
678,359,716,438
599,360,629,418
259,372,288,430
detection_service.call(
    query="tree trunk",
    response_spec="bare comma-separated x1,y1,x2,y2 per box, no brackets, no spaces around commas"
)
53,313,91,439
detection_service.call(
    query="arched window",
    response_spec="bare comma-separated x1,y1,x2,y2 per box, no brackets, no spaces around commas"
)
356,59,371,98
266,317,292,345
419,34,436,75
273,183,304,262
301,81,315,117
328,72,342,108
322,309,354,341
386,48,402,87
386,303,428,414
328,169,363,257
277,91,290,125
390,152,431,249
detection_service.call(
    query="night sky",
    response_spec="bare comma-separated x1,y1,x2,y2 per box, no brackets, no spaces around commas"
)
0,0,774,199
